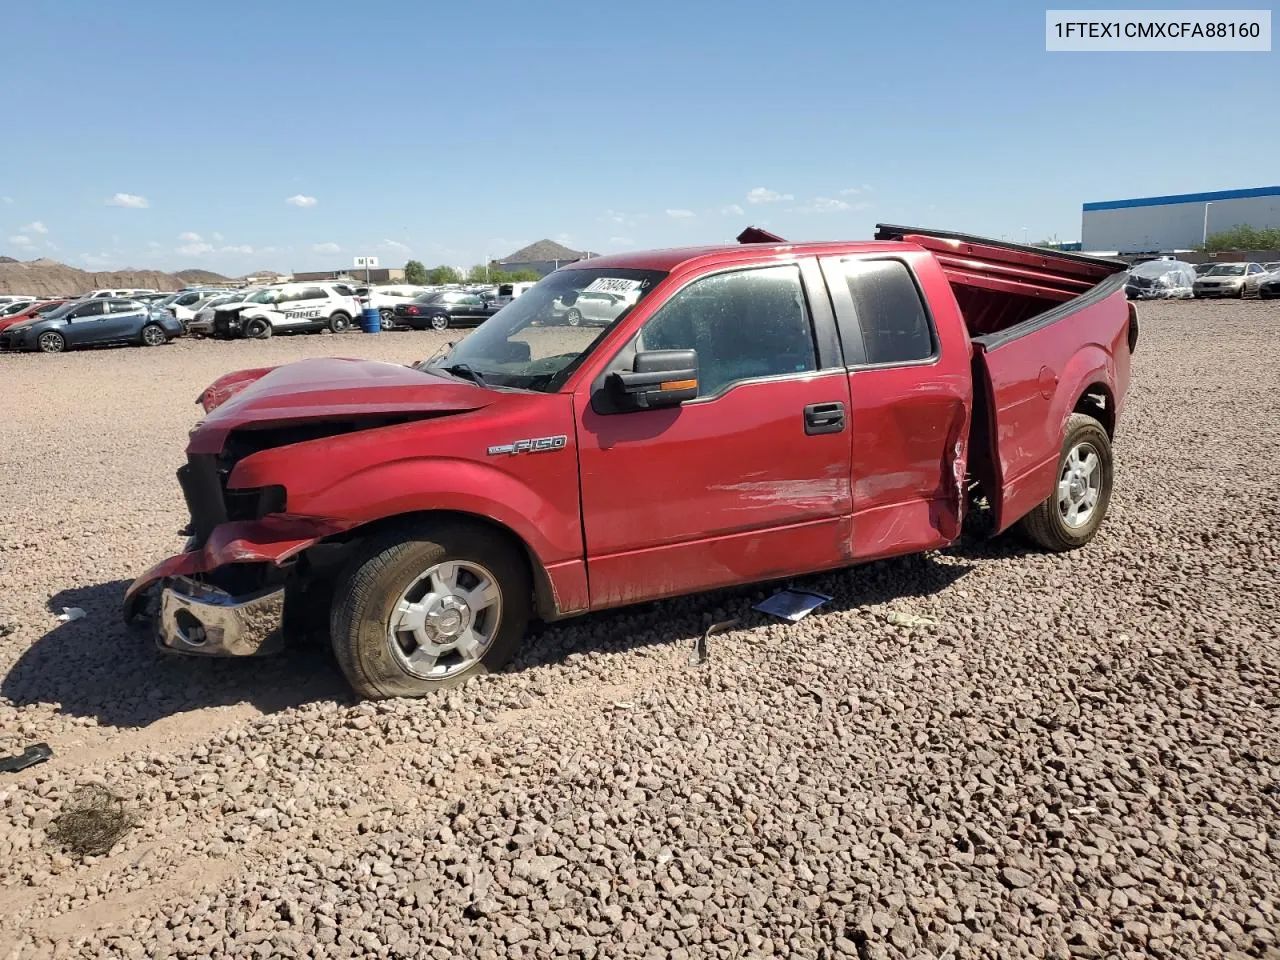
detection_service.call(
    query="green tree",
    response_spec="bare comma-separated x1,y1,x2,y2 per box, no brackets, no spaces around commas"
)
466,264,491,283
404,260,428,285
1203,224,1280,252
427,265,463,285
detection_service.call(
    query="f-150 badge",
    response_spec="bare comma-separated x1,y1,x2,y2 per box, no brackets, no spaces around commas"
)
487,435,568,456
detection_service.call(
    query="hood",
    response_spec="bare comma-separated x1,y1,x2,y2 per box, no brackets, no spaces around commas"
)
188,357,493,454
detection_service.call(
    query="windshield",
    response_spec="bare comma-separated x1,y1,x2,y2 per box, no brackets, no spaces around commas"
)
38,301,79,321
413,292,443,303
1207,264,1246,276
421,267,667,391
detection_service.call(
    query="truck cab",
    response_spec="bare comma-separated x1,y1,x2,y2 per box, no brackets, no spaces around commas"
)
126,226,1136,699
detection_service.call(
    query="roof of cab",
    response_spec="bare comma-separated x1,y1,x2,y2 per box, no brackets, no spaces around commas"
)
560,240,919,275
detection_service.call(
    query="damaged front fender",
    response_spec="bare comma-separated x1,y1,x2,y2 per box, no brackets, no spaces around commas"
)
122,514,354,621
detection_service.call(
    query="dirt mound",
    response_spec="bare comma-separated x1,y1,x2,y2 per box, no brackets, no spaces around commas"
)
0,259,230,297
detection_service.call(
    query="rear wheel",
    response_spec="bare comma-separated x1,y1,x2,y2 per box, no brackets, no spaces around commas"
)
430,314,450,331
566,307,583,326
141,323,167,346
330,521,531,699
329,311,351,333
37,331,66,354
244,317,272,340
379,308,395,329
1018,413,1113,551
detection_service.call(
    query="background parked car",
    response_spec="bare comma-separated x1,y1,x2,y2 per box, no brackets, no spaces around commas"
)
363,285,430,329
553,290,632,326
391,290,500,331
0,298,37,317
163,288,232,325
0,298,183,353
1257,271,1280,300
189,291,254,335
0,298,68,332
1193,262,1267,298
1125,260,1196,299
211,283,359,339
1193,263,1216,277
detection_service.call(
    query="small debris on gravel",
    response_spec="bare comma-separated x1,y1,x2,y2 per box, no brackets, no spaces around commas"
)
48,784,136,857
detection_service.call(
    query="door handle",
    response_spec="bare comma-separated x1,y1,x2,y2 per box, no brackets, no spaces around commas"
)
803,401,846,435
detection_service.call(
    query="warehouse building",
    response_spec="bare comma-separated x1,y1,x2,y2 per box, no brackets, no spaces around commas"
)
1081,186,1280,254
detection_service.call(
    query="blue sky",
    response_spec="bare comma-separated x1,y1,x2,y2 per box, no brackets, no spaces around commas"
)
1,0,1273,274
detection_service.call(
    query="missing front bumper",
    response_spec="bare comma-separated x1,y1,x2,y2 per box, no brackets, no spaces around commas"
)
157,576,286,657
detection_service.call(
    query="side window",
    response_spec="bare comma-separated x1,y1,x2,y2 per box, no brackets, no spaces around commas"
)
635,264,816,398
109,300,138,313
1248,264,1262,274
72,301,106,318
462,294,483,306
301,287,326,301
840,260,936,366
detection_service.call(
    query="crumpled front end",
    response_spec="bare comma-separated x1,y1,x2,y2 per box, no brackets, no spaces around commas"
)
158,576,286,656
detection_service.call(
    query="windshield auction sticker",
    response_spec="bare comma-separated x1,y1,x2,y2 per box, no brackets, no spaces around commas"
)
584,277,645,294
1046,9,1270,50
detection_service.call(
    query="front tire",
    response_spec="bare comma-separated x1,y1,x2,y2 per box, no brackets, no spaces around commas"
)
244,317,272,340
330,521,531,699
329,312,351,333
1018,413,1113,551
566,308,583,326
37,331,66,354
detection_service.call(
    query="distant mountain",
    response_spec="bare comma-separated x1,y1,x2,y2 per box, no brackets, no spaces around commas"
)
0,258,232,297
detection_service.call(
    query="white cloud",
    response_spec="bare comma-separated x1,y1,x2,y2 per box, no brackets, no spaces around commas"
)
380,239,411,253
720,203,745,216
220,244,253,255
178,241,215,255
179,231,202,242
797,197,851,214
747,187,793,204
1,196,12,204
607,237,634,246
838,185,874,196
8,235,33,248
45,241,58,251
313,242,340,254
22,221,48,234
212,232,224,241
286,194,318,208
602,209,634,226
556,232,574,243
107,192,149,208
666,209,696,220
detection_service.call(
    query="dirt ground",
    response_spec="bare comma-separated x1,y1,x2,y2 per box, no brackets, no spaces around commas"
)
1,303,1278,959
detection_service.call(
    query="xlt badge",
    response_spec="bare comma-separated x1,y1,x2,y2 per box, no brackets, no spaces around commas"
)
487,435,568,456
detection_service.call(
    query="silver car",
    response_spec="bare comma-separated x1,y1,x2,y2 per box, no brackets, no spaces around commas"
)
557,291,632,326
1192,262,1267,299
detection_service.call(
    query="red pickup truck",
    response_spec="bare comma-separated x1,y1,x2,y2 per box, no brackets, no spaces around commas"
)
125,225,1138,699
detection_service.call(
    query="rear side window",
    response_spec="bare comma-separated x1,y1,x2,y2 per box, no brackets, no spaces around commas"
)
301,287,326,300
840,260,936,365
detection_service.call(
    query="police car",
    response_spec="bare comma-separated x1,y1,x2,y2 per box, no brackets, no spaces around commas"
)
210,283,360,339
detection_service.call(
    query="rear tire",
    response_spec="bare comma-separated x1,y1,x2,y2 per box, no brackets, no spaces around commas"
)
566,308,583,326
244,317,272,340
379,308,395,329
330,521,531,699
141,323,167,346
329,312,351,333
430,314,450,331
1018,413,1113,552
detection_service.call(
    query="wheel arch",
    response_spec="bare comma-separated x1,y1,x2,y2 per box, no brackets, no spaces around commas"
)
308,509,564,622
1073,381,1115,438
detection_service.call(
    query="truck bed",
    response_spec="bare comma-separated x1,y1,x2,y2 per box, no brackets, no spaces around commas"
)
873,224,1129,340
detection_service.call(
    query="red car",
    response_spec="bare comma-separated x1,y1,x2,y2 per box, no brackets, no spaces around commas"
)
0,299,69,332
126,225,1137,699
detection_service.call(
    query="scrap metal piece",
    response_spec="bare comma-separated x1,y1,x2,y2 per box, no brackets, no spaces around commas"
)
690,618,741,666
753,589,832,623
0,742,53,773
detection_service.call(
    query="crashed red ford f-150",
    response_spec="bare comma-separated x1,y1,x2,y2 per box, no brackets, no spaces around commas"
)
125,225,1138,699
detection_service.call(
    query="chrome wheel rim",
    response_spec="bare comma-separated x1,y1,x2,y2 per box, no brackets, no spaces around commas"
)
38,332,63,353
387,560,502,680
143,325,165,345
567,309,581,326
1058,441,1101,528
431,316,448,330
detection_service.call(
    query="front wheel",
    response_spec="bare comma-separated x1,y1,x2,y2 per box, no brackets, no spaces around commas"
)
244,317,272,340
566,308,583,326
329,312,351,333
330,522,531,699
38,331,66,354
1018,413,1113,551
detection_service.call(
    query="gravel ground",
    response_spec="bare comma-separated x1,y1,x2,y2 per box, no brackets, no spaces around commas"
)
1,302,1278,960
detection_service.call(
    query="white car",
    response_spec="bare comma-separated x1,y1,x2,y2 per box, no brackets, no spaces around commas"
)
188,291,254,335
210,283,360,339
87,287,158,299
163,288,232,324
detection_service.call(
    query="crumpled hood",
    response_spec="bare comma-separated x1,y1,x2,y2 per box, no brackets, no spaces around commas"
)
188,357,491,454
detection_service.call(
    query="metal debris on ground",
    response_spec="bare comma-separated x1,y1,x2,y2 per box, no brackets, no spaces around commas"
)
0,742,52,773
690,619,741,666
885,611,938,628
56,607,86,622
49,784,137,857
752,590,832,623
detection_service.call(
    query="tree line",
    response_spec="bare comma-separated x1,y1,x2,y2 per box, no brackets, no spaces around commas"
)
1202,225,1280,252
403,261,543,286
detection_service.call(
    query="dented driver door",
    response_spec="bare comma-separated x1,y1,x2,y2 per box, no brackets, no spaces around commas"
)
575,261,854,610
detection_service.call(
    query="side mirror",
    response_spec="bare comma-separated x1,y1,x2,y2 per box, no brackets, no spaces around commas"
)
605,349,698,411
